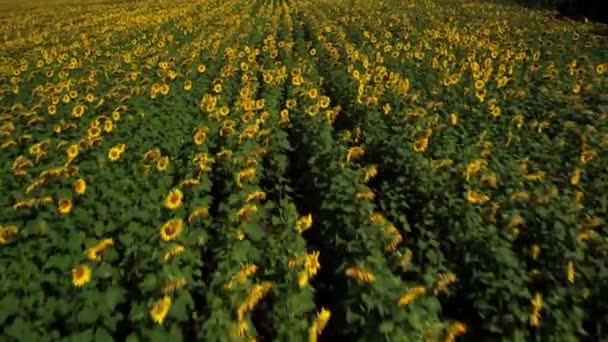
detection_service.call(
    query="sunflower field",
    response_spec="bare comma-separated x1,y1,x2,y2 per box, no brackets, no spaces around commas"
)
0,0,607,340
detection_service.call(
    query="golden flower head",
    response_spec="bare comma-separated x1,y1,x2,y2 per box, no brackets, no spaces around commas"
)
466,190,490,204
0,225,19,245
164,245,185,263
160,218,184,242
184,204,207,221
295,214,313,234
72,104,86,118
104,120,113,133
58,199,73,215
413,137,429,153
397,286,427,307
157,156,170,171
150,296,172,325
163,188,184,210
72,264,92,287
73,178,86,195
108,146,122,162
67,144,79,160
345,267,375,283
449,113,458,126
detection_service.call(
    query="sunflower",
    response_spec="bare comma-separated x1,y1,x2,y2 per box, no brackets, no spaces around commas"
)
144,149,161,162
111,110,121,121
475,88,487,102
150,296,172,325
413,137,429,153
580,150,596,164
570,168,582,186
85,238,113,262
193,129,206,145
88,127,101,139
245,191,266,203
197,64,206,73
67,144,79,160
213,83,222,93
319,96,330,109
0,225,19,245
104,120,113,133
29,144,42,155
466,190,490,204
73,178,86,195
286,99,296,109
449,113,458,126
184,80,192,91
308,88,318,99
85,93,95,103
72,264,92,287
58,199,73,215
50,124,61,134
179,178,200,189
159,84,170,95
48,104,57,115
263,72,273,84
187,207,209,223
108,147,122,162
163,245,185,263
160,219,184,241
72,104,86,118
86,247,101,262
163,189,184,210
491,106,501,118
157,156,169,172
161,278,187,295
295,214,313,234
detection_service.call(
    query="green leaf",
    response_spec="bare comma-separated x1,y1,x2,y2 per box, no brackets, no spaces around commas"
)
45,255,70,271
94,221,106,236
169,323,184,342
0,294,19,324
94,327,113,342
379,321,394,334
242,223,264,242
171,292,194,321
79,307,99,324
104,286,126,311
141,273,157,292
70,328,93,341
125,333,140,342
68,231,86,252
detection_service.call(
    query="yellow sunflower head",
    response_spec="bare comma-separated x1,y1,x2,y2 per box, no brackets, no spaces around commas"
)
163,189,184,210
67,144,79,160
72,104,86,118
73,178,86,195
160,219,184,242
150,296,171,325
157,156,170,172
72,264,92,287
58,199,73,215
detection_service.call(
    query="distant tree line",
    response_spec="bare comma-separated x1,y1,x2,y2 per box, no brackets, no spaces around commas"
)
515,0,608,23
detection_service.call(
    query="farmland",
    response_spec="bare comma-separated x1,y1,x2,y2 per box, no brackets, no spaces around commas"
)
0,0,607,340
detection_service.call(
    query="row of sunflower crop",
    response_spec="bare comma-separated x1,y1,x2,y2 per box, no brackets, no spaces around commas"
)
1,0,607,340
298,0,607,339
